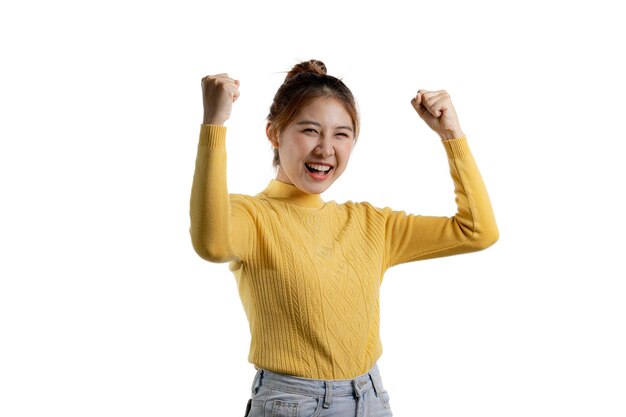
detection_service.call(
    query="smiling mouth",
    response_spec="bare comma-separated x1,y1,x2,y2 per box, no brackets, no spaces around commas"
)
304,163,333,179
305,163,333,174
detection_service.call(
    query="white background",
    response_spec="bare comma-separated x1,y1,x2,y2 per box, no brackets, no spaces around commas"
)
1,0,624,416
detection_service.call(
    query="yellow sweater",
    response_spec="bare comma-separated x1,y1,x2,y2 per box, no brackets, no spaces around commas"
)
190,125,498,379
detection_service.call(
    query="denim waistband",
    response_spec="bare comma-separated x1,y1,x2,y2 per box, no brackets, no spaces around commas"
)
251,365,384,408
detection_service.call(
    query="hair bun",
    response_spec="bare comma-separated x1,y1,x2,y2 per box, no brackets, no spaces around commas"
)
285,59,327,81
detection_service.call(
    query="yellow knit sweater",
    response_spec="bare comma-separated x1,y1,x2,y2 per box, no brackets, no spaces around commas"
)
190,125,498,379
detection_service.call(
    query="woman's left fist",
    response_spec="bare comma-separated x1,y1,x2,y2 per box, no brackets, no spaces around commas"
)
411,90,464,140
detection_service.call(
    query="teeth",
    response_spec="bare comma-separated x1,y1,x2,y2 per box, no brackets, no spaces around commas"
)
306,163,331,172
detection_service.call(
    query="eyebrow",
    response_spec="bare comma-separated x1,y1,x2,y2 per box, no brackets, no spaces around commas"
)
296,120,354,131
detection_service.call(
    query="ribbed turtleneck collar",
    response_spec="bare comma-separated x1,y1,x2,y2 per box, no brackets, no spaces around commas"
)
258,180,325,209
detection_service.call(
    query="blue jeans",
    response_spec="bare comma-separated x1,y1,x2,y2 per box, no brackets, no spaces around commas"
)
244,365,393,417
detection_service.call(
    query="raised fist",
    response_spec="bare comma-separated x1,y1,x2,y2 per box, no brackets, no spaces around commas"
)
201,74,240,125
411,90,464,140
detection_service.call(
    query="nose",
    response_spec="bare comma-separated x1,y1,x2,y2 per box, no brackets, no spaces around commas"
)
315,134,334,158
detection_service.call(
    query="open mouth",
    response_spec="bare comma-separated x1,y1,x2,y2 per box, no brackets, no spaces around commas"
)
305,163,333,175
305,163,333,180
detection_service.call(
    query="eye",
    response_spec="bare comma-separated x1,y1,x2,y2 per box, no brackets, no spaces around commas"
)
303,128,318,134
336,132,351,139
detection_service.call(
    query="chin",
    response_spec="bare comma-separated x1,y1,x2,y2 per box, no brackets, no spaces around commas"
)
299,178,335,195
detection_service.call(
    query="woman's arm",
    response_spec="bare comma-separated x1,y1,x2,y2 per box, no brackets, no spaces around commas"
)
383,90,498,268
384,135,498,267
189,74,245,263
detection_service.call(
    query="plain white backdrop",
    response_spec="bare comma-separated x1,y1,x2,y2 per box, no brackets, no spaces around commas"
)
1,0,624,416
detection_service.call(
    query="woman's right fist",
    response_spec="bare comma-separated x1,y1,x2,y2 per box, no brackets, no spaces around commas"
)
201,74,240,125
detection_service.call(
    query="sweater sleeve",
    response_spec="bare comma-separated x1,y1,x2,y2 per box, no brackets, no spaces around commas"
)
383,136,499,269
189,125,254,263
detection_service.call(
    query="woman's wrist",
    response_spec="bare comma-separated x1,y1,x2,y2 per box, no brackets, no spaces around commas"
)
440,129,465,140
203,116,225,126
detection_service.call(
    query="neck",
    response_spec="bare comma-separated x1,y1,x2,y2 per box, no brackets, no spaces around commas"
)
261,179,325,208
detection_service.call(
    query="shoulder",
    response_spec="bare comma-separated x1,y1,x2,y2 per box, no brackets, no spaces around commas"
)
229,193,261,218
230,192,255,203
229,192,257,206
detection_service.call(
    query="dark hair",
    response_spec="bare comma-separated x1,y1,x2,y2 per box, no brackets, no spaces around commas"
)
267,59,360,167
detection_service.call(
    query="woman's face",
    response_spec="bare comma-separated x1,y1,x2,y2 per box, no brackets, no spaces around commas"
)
271,96,356,195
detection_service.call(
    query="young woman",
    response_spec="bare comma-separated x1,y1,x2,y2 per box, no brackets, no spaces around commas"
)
190,60,498,417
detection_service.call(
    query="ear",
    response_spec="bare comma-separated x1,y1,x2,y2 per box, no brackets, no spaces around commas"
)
266,123,279,148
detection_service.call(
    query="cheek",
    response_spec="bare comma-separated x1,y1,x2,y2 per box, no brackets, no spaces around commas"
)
284,139,310,158
338,142,355,162
278,141,304,167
